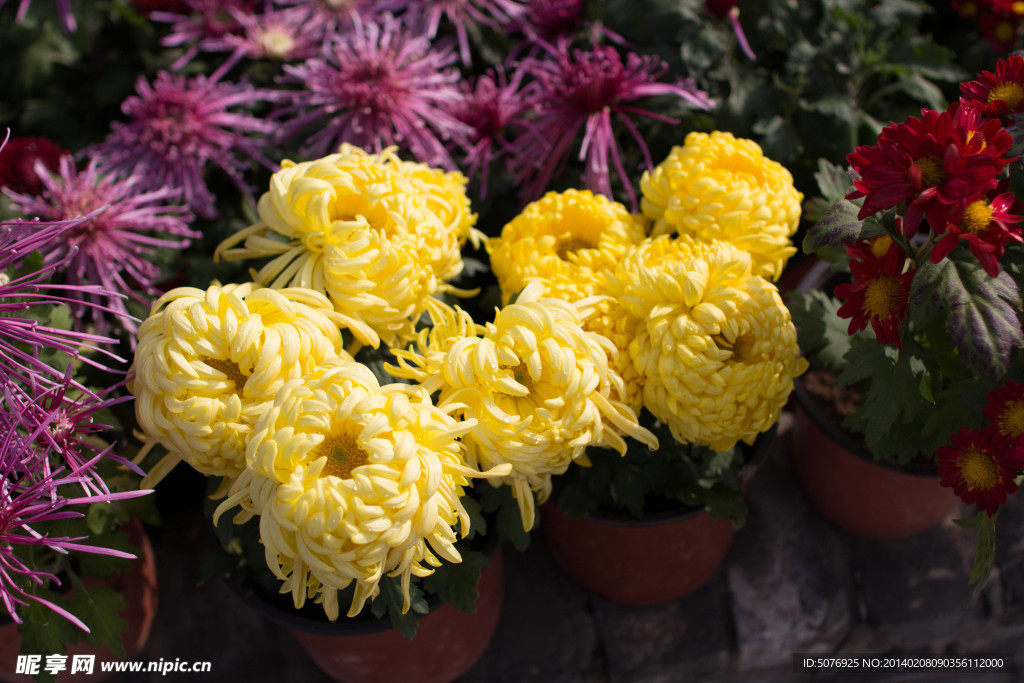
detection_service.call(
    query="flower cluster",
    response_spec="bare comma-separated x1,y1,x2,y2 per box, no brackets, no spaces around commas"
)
953,0,1024,52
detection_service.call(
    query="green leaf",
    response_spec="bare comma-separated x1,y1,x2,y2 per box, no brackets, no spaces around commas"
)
910,251,1024,379
67,577,127,659
813,158,854,204
478,484,531,550
838,336,927,461
421,551,489,614
803,199,884,253
377,577,423,640
787,289,853,371
955,511,997,606
609,462,647,518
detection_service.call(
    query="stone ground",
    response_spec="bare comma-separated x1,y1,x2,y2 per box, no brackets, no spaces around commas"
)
115,412,1024,683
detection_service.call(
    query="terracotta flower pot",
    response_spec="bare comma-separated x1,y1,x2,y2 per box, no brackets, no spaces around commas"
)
790,377,960,540
233,548,504,683
541,425,776,605
541,503,734,605
0,521,159,683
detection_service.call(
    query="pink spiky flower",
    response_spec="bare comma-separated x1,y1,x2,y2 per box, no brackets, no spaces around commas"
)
0,398,152,631
383,0,527,66
5,155,198,341
273,13,471,169
87,70,273,219
508,43,715,209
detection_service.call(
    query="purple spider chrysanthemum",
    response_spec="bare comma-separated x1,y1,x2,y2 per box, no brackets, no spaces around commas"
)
0,400,150,630
5,156,198,340
452,67,529,197
4,370,141,497
509,44,715,210
518,0,582,42
272,0,383,39
383,0,526,66
274,13,471,168
0,218,126,393
87,71,272,219
4,157,195,344
150,0,254,71
220,3,322,65
1,0,76,32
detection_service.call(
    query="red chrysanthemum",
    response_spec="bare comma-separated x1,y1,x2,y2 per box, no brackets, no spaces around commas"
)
937,425,1024,515
845,103,1013,235
961,54,1024,118
0,136,66,196
984,379,1024,445
978,8,1022,53
835,236,915,348
929,186,1023,276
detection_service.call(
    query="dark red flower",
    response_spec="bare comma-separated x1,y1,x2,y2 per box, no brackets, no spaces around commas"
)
961,54,1024,118
978,12,1021,56
984,379,1024,445
835,237,915,348
845,103,1013,235
937,425,1024,515
929,186,1023,275
0,136,66,196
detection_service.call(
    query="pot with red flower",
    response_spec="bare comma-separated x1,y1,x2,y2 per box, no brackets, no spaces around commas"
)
787,54,1024,585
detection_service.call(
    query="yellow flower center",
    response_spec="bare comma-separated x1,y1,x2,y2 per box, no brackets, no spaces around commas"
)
961,199,994,234
556,237,595,260
863,276,902,319
999,401,1024,439
317,422,369,480
988,81,1024,110
996,21,1017,43
958,447,1000,491
1014,1,1024,15
203,357,248,394
913,156,946,188
869,236,893,260
258,28,296,59
503,362,534,392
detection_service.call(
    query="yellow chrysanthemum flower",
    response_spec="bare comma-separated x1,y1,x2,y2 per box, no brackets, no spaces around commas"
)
486,189,649,410
390,282,658,531
214,359,506,621
129,283,353,487
640,131,803,280
214,145,478,348
608,235,808,452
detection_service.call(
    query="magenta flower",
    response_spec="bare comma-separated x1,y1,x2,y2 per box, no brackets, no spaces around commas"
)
517,0,583,42
273,0,383,38
87,71,272,219
150,0,254,70
220,3,322,64
0,399,151,631
383,0,527,66
1,0,76,32
273,13,471,168
508,44,715,209
0,218,125,392
5,156,197,340
452,67,529,197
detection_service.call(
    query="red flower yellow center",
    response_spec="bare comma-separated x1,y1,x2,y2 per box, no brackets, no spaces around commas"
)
961,199,994,234
958,447,1000,491
912,156,946,188
318,422,369,480
988,81,1024,110
999,400,1024,439
863,276,902,319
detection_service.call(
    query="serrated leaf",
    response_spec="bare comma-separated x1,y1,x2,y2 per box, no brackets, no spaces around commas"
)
1005,111,1024,158
67,578,127,659
787,289,853,371
963,512,997,607
838,336,927,460
910,252,1024,379
378,578,420,640
609,463,646,518
421,551,489,614
803,199,884,253
813,159,854,204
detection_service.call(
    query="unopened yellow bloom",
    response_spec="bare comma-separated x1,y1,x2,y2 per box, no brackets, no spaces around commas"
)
608,236,807,452
216,360,497,620
214,145,478,348
129,283,352,486
641,131,802,280
391,282,658,531
487,189,649,410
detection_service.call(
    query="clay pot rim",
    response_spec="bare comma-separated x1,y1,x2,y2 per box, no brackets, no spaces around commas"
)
582,422,779,527
225,533,500,637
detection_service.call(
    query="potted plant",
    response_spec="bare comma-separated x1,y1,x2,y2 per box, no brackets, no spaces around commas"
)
479,132,808,605
787,55,1024,589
